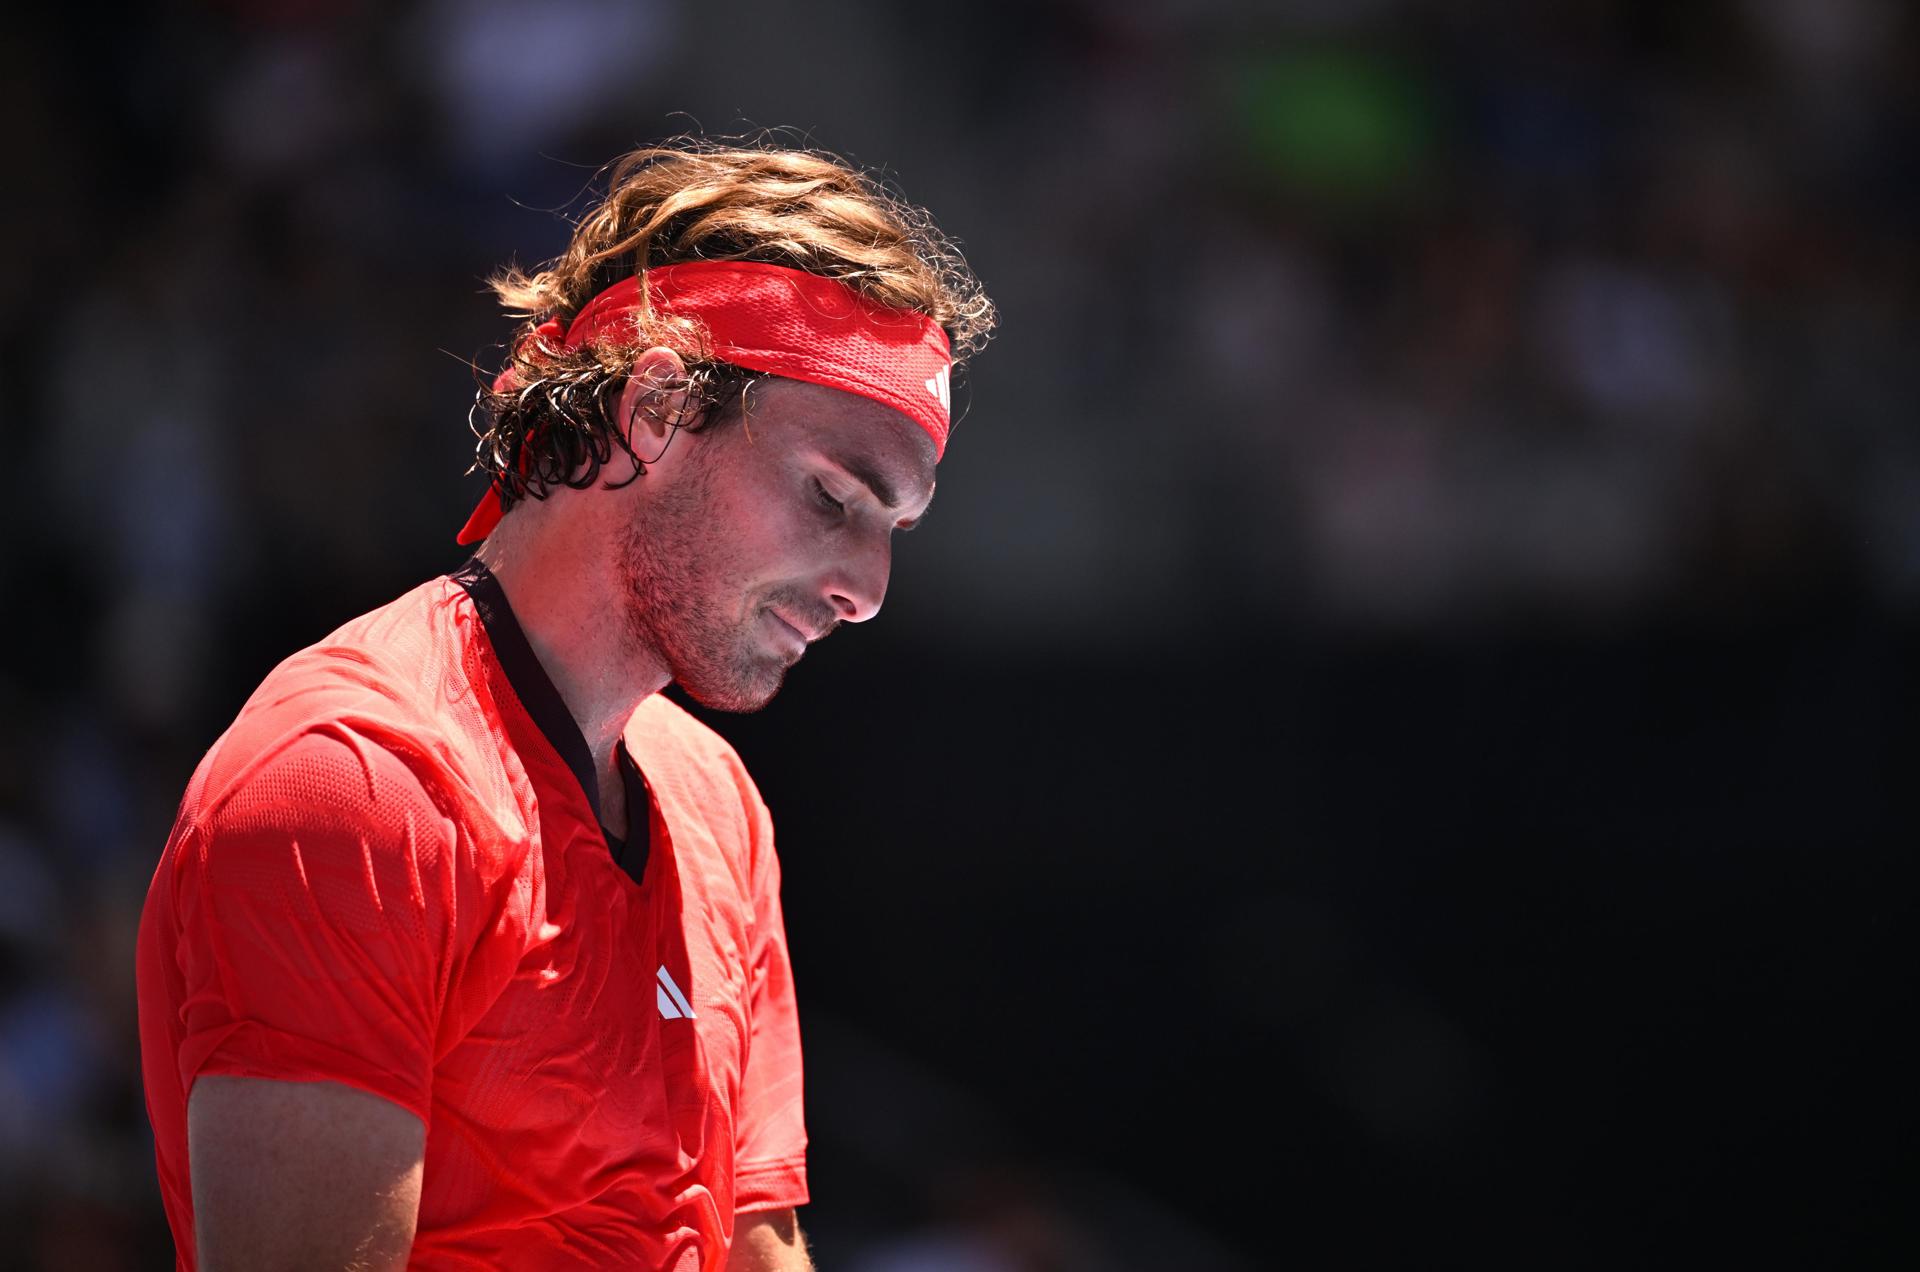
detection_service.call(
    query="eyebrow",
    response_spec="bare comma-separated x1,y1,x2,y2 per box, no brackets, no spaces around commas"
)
829,454,934,528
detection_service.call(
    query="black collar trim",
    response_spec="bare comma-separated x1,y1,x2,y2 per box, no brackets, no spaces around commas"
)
451,556,606,831
451,557,652,879
610,741,652,885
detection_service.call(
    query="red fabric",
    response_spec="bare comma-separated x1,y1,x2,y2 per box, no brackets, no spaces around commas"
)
457,261,953,544
136,576,807,1270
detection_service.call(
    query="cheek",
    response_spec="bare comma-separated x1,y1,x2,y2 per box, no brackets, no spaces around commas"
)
737,470,819,549
700,479,814,589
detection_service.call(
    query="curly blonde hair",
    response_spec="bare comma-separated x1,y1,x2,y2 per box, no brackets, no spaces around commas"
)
470,138,997,512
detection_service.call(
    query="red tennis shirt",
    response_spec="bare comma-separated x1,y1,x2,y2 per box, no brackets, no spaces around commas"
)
136,560,808,1270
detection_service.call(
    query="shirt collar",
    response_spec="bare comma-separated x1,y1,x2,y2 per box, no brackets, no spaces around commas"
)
450,556,608,832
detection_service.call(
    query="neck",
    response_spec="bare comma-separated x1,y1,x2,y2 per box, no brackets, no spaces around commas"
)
473,503,669,813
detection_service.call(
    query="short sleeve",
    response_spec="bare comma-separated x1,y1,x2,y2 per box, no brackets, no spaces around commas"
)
167,726,466,1125
731,782,809,1213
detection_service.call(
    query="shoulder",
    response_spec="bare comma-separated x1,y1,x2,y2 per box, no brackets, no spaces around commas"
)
165,711,536,958
180,575,522,864
227,576,471,738
191,725,455,847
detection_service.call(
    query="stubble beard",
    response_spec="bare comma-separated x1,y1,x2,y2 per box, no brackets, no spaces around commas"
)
616,480,790,714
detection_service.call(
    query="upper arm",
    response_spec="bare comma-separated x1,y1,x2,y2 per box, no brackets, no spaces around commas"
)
189,1074,424,1272
726,1208,812,1272
171,727,470,1122
164,727,513,1265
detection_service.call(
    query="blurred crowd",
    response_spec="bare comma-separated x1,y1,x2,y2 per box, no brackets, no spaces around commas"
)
3,0,1914,1266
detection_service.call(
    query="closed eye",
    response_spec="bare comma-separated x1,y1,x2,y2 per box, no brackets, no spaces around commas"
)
812,479,846,514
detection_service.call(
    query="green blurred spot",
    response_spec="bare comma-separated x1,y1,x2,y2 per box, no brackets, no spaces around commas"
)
1232,49,1435,203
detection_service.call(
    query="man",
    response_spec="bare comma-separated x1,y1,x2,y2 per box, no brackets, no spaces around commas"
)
135,141,995,1270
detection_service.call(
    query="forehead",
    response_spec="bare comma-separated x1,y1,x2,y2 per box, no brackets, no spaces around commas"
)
745,376,938,495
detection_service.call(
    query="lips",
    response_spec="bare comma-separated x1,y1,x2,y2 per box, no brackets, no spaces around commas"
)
771,609,835,645
764,610,809,659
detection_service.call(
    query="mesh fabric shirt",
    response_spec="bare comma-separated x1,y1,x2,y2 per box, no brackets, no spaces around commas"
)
136,562,808,1270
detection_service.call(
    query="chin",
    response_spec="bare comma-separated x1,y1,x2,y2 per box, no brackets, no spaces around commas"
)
674,656,789,714
679,681,785,714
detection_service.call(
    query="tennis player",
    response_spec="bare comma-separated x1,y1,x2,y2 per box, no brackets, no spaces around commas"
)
135,141,995,1271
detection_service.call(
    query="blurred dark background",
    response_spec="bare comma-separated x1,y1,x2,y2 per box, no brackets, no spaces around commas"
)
2,0,1915,1267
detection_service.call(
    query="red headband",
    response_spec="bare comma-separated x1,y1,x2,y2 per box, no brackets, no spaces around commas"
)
456,260,953,544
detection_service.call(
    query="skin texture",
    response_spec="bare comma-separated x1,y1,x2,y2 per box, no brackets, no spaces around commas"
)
727,1209,814,1272
188,351,933,1267
188,1076,424,1272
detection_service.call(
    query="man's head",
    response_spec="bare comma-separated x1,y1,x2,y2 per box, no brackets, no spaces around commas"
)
466,139,994,710
610,357,936,710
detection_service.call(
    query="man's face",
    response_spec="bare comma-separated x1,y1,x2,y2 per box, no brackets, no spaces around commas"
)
617,376,938,712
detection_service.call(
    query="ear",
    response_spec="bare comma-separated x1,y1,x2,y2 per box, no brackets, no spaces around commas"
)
617,347,691,452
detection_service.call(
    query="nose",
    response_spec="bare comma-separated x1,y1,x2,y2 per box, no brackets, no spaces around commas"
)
824,534,892,624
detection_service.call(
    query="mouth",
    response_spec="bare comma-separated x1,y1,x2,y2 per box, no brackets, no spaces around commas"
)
764,610,810,659
774,607,836,644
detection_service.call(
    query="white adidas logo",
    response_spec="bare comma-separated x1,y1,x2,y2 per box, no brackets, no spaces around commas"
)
925,366,950,412
656,966,696,1020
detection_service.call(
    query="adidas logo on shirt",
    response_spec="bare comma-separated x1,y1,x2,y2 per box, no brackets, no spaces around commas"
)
656,966,696,1020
